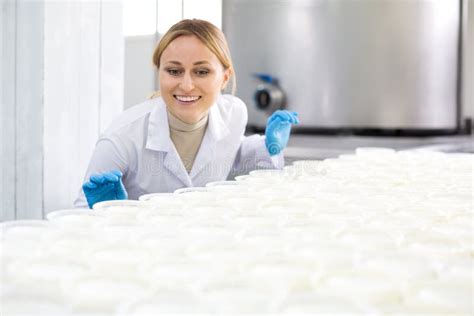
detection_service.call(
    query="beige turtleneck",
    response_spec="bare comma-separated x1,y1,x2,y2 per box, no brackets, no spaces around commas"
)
167,109,209,173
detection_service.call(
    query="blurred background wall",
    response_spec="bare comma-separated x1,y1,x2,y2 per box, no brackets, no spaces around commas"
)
463,0,474,121
1,0,123,220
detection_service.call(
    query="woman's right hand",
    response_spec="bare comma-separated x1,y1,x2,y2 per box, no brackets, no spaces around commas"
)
82,170,128,209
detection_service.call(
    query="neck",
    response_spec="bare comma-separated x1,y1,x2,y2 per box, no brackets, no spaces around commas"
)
167,108,209,132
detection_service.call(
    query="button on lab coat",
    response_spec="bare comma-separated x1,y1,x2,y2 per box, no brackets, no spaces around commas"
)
74,95,283,208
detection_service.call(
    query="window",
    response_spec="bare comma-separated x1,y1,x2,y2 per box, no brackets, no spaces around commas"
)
183,0,222,30
123,0,222,36
123,0,157,37
157,0,182,34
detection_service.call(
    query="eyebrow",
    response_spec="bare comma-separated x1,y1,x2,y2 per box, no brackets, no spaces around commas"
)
166,61,210,66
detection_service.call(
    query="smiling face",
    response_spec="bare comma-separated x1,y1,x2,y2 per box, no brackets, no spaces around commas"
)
159,35,231,124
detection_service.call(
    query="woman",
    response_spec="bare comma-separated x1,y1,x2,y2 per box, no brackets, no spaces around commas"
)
75,19,299,208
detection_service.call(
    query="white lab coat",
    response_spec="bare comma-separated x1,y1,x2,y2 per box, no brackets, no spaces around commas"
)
74,94,283,208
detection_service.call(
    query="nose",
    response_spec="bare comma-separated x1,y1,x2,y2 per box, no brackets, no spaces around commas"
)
179,72,195,92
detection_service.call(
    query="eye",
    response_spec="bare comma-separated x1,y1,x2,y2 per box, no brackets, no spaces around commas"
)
165,68,182,76
195,69,210,76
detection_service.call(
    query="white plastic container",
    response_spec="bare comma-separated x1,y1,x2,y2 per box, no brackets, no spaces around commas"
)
1,220,52,234
249,169,286,178
142,194,186,213
92,200,148,226
194,277,281,313
138,192,174,202
5,258,88,299
316,270,402,309
46,209,102,228
118,290,205,315
85,245,152,279
1,292,70,315
67,276,151,314
278,291,364,313
174,187,218,207
205,180,239,188
92,199,145,210
1,221,55,260
174,186,210,195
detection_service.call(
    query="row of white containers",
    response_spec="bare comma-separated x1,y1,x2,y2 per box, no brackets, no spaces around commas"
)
1,148,473,314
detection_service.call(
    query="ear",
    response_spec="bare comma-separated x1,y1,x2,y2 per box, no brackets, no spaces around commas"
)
221,68,232,91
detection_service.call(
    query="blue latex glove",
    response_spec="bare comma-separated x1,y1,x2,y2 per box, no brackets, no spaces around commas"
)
265,110,299,156
82,170,127,209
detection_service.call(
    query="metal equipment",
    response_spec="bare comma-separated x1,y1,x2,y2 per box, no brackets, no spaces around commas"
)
223,0,462,134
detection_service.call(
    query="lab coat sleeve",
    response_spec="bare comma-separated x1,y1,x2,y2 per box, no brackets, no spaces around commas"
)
228,134,284,179
73,137,129,208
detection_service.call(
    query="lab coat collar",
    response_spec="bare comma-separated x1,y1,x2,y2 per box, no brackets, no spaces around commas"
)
146,98,191,186
145,98,171,152
190,99,230,178
206,98,230,142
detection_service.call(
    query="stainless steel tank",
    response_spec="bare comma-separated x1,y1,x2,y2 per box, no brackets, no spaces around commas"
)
223,0,460,133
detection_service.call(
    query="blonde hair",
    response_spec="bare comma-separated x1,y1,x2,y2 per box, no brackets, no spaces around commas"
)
151,19,236,98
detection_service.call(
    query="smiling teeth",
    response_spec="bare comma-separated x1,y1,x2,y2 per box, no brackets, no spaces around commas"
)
176,96,199,102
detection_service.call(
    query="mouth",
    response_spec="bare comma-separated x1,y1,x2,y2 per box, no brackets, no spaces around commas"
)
174,95,201,105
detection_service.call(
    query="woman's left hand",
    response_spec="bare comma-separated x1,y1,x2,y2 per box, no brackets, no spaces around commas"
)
264,110,299,156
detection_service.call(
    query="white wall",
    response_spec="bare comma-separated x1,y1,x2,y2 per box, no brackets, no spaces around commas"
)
1,0,123,220
1,0,15,220
1,1,44,220
462,0,474,125
43,1,123,214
